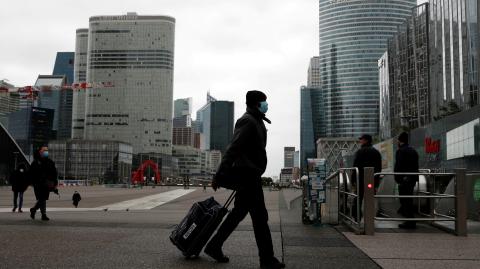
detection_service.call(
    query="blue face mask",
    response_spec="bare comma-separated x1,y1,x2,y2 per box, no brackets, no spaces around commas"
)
42,151,49,158
259,101,268,114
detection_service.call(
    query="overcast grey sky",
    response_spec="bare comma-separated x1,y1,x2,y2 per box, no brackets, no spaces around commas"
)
0,0,427,177
0,0,319,177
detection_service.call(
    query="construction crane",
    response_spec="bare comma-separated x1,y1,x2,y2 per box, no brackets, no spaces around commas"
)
14,81,115,100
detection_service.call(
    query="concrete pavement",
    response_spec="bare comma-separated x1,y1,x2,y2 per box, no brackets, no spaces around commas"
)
3,186,476,268
344,232,480,269
0,186,379,268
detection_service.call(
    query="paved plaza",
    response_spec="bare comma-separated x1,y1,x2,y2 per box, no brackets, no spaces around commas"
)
0,186,479,268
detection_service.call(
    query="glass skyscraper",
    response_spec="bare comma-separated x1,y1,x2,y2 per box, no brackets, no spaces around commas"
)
196,98,234,154
300,57,324,173
319,0,417,137
52,52,74,84
379,1,480,140
35,75,73,139
7,107,54,156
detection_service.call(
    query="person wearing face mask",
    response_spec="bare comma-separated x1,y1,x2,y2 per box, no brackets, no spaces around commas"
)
29,146,58,221
205,91,285,269
10,163,29,213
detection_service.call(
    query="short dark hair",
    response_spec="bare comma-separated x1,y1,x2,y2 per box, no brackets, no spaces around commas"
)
398,132,409,144
358,134,372,144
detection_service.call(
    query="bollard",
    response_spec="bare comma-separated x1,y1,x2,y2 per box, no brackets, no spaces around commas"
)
454,168,467,236
427,173,435,222
363,167,375,235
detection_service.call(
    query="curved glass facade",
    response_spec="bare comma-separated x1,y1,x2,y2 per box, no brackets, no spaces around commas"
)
319,0,416,137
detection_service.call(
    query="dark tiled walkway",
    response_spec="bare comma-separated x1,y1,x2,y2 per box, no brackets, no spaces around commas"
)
279,190,380,269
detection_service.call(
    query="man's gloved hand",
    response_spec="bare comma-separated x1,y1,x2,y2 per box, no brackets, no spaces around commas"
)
53,188,59,195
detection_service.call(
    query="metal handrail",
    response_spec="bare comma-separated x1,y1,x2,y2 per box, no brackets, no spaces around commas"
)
325,171,339,182
375,194,455,198
324,167,361,233
363,168,467,236
376,172,454,176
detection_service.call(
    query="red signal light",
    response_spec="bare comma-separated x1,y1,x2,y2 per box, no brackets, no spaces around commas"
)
367,183,373,189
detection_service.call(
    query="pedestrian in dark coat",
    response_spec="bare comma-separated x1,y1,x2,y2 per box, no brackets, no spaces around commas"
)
72,191,81,208
206,91,285,269
352,134,382,221
394,132,419,229
29,146,58,221
10,163,29,212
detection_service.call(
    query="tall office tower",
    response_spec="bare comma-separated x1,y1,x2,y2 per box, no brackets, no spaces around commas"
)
466,0,479,108
52,52,74,84
428,0,479,116
35,75,73,139
300,90,326,173
379,1,480,138
300,87,316,173
284,146,295,168
378,52,391,140
173,98,192,127
196,94,234,153
319,0,416,138
0,81,19,125
174,98,192,118
83,13,175,155
71,28,88,139
307,56,321,87
8,107,54,155
301,56,325,173
294,150,300,168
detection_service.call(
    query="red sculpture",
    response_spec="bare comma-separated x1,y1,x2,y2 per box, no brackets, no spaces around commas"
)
131,160,161,185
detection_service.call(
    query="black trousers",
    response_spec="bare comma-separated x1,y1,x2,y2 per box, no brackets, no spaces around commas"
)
398,183,416,219
33,199,47,215
208,181,274,260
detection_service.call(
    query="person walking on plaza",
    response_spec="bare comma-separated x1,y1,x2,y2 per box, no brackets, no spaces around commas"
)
11,163,29,213
29,146,58,221
353,134,382,221
72,191,82,208
394,132,419,229
205,91,285,269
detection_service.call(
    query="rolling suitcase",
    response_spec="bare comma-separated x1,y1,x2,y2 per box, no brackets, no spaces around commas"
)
169,191,236,258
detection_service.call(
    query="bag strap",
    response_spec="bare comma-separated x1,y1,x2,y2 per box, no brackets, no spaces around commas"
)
223,191,236,209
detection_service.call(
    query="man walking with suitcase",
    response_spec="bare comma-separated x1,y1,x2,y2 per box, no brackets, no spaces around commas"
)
205,91,285,269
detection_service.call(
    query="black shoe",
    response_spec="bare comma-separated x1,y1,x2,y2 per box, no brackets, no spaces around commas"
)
398,222,416,229
260,257,285,269
12,207,16,212
18,209,23,213
30,208,36,219
41,215,50,221
204,244,229,263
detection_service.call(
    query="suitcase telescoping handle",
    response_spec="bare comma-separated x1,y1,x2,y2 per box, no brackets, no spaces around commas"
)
223,191,236,209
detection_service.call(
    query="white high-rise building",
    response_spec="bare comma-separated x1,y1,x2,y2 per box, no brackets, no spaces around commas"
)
71,28,88,139
307,56,321,88
82,13,175,155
